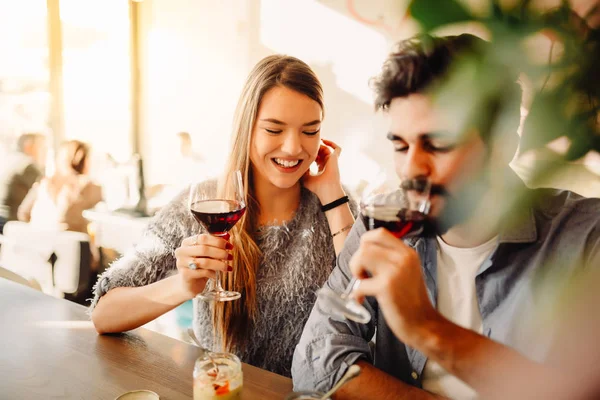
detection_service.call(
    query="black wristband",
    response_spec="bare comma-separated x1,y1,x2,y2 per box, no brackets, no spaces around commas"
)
321,195,349,212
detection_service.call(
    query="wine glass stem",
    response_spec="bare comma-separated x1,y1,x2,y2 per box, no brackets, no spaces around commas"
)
343,277,359,297
213,271,224,293
212,233,227,293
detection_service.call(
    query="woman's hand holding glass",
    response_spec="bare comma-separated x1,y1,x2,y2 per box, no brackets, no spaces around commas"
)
174,233,233,300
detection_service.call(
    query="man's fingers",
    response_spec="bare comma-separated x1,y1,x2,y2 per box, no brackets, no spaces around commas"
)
351,276,385,302
349,246,369,280
361,228,412,250
349,241,403,278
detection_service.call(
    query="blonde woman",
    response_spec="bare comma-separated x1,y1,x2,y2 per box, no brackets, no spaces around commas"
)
89,55,356,377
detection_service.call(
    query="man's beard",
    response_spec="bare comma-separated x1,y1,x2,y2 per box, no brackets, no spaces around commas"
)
422,172,490,237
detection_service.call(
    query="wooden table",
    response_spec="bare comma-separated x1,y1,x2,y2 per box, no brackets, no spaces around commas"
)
0,278,293,399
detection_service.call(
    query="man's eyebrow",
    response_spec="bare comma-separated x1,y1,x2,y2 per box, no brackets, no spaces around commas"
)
387,132,457,142
423,131,455,139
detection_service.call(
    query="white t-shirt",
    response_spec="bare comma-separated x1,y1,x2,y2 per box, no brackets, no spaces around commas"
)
421,235,498,399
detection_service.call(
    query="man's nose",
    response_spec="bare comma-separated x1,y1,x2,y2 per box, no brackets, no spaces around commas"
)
401,148,431,179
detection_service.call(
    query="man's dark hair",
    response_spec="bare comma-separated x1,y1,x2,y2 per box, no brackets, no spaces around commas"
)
371,33,523,146
371,33,488,111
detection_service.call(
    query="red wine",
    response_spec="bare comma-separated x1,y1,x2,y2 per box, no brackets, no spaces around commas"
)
190,200,246,235
361,205,425,238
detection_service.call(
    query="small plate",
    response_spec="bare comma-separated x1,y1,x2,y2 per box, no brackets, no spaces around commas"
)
115,390,160,400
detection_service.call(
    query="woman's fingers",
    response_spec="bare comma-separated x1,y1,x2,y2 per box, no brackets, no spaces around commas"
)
321,139,341,155
176,255,230,273
179,264,217,281
177,243,231,261
181,233,231,249
319,143,333,156
314,140,341,173
316,145,332,164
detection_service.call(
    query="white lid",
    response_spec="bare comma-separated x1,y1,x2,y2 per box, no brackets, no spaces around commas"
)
114,390,160,400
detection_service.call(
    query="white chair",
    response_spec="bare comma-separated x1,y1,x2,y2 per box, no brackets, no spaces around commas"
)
0,221,92,297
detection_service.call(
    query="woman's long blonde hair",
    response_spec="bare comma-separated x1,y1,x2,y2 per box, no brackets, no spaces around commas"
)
215,55,324,352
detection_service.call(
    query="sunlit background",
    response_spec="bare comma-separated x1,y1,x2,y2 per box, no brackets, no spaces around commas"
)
1,0,599,359
1,0,598,197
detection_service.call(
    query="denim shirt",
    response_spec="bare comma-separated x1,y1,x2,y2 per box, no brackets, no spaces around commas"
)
292,187,600,393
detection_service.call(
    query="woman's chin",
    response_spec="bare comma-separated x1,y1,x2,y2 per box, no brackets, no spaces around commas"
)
267,175,303,190
268,167,311,188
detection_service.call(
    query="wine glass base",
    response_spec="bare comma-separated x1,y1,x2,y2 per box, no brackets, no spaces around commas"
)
317,287,371,324
197,290,241,302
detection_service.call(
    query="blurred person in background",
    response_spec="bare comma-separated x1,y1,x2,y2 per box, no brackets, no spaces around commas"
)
293,33,600,399
174,131,206,183
147,131,209,211
18,140,102,234
94,152,124,211
177,131,200,161
0,133,46,233
89,55,356,378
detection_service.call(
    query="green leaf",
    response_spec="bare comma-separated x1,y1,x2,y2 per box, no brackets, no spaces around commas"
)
565,130,594,161
408,0,474,32
491,1,504,19
520,93,570,153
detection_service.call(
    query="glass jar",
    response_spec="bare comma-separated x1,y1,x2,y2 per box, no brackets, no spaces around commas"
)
193,352,243,400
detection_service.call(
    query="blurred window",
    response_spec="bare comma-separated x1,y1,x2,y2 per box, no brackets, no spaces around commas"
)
0,0,50,154
60,0,132,162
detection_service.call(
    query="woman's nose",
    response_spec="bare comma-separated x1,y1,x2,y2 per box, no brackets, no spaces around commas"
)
280,132,303,155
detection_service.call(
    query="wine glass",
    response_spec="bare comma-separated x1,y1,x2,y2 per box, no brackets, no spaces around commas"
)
189,170,246,302
317,175,431,323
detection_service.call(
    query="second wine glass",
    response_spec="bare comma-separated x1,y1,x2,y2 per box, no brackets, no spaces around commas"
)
317,175,431,323
189,170,246,302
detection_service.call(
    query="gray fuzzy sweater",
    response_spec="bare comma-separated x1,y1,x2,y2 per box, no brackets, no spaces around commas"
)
89,182,355,377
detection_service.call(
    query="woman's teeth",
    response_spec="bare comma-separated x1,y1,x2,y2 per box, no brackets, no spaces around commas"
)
273,158,300,168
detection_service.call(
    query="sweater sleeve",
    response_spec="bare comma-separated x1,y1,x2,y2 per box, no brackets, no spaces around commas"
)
88,186,199,313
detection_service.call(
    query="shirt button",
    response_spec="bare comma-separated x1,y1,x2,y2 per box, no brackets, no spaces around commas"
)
411,371,418,380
